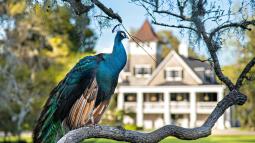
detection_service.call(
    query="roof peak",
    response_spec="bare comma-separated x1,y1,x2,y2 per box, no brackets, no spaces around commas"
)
132,20,158,42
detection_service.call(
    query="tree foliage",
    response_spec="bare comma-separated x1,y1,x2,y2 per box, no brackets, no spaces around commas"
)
236,28,255,130
0,0,96,136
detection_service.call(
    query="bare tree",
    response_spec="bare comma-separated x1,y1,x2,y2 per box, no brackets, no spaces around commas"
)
49,0,255,142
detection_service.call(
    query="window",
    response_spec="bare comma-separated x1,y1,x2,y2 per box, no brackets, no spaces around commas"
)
205,70,215,83
134,65,152,77
165,67,183,81
144,93,164,102
197,92,217,102
170,93,189,101
124,93,136,102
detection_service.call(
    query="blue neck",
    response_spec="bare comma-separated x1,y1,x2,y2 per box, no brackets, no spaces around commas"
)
110,38,127,72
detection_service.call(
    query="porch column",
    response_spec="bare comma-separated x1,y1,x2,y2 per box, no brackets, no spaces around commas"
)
117,92,124,110
225,107,231,128
190,91,197,128
217,90,225,129
164,92,171,125
136,92,143,127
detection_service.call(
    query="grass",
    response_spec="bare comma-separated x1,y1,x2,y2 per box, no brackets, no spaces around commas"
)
1,135,255,143
83,136,255,143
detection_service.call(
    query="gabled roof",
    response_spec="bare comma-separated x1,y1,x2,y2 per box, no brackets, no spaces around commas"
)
132,20,158,42
147,50,203,85
180,55,212,82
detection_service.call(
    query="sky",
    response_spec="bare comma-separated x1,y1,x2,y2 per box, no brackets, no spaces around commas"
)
90,0,239,66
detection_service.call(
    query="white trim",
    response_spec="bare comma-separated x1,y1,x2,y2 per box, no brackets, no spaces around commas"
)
147,50,202,85
116,85,225,93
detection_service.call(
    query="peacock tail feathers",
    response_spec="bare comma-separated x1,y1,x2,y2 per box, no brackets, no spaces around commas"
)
33,96,64,143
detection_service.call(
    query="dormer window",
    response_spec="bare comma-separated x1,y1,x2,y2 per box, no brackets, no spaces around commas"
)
134,65,152,78
165,67,183,81
205,69,215,83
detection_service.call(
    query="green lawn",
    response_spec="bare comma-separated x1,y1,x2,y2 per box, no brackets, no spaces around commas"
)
1,135,255,143
83,136,255,143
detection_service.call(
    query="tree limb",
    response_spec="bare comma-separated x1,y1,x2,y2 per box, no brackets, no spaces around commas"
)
152,21,198,33
91,0,122,23
58,90,246,143
63,0,122,23
191,15,236,90
236,57,255,89
153,10,190,21
209,20,255,39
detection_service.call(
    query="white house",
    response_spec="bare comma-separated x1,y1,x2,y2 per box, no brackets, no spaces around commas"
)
115,20,231,130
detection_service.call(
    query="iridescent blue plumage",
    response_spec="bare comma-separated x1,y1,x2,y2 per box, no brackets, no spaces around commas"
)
33,31,127,143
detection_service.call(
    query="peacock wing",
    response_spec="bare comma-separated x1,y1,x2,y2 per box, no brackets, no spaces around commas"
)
54,55,104,121
66,77,98,129
33,54,104,143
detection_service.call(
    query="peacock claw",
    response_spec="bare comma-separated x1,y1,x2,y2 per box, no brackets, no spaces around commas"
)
87,123,98,128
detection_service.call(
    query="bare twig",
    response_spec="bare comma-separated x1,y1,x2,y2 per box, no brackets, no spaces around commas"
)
152,21,198,33
153,10,190,21
91,0,122,23
63,0,122,23
188,57,212,62
209,20,255,39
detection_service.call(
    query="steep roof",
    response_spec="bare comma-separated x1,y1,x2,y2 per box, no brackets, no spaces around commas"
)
180,55,217,84
147,50,203,85
132,20,158,42
181,56,211,70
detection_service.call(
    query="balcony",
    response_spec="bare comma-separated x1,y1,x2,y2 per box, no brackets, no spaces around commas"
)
170,102,190,113
197,102,217,113
143,102,165,113
123,101,218,114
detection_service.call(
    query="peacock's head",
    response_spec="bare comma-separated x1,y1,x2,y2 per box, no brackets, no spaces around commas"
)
116,31,128,41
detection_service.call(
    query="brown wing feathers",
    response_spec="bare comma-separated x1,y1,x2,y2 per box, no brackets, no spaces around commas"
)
67,78,98,129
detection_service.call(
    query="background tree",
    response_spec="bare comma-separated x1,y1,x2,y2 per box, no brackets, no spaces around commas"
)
0,0,97,140
223,28,255,130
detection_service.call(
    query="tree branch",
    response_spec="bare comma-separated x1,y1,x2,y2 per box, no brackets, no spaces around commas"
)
236,57,255,89
152,21,198,33
58,90,246,143
91,0,122,23
209,20,255,39
63,0,122,23
191,15,236,90
153,10,190,21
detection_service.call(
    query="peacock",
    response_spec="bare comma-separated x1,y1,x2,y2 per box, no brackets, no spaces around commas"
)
33,31,128,143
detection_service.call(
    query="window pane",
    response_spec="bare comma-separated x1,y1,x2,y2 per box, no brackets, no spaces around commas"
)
135,67,152,76
166,69,182,80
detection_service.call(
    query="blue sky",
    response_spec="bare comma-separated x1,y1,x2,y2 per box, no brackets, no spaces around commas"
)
0,0,238,66
91,0,239,66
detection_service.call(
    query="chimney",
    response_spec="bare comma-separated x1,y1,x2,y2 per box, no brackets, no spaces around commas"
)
178,41,188,57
